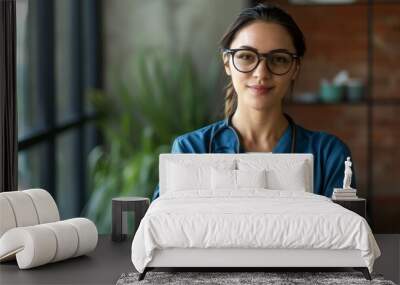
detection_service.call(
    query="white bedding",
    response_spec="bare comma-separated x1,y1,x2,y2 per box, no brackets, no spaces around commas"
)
131,190,380,273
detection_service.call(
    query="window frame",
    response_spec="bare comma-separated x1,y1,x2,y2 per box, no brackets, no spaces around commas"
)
0,0,18,193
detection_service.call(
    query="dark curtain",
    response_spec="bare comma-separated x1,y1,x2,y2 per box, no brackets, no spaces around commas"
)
0,0,17,192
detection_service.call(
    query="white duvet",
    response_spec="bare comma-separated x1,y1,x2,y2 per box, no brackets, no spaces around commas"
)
131,190,380,273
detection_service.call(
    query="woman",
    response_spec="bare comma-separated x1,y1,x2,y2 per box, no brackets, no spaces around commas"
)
152,3,355,200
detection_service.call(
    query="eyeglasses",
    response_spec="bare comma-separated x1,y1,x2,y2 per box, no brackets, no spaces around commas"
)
223,48,299,76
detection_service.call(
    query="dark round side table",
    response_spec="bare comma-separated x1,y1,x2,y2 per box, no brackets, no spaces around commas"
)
112,197,150,242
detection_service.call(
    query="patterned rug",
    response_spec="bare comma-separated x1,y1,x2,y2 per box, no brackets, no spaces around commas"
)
116,271,396,285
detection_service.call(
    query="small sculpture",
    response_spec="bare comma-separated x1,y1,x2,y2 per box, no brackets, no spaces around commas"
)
333,157,357,198
342,157,353,190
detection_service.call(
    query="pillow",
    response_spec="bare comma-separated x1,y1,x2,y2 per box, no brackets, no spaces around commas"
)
166,160,235,192
237,159,309,192
237,169,267,188
167,162,209,191
266,161,308,191
211,168,236,190
211,168,267,190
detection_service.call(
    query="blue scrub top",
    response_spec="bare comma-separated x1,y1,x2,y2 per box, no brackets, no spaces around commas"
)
152,114,356,200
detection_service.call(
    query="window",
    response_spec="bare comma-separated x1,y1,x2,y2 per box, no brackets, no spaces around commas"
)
16,0,101,219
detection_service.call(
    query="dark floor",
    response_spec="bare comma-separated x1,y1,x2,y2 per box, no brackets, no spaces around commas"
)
373,234,400,284
0,236,133,285
0,235,399,285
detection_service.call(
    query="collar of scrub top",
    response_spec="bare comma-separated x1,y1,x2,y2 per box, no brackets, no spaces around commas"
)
208,113,296,154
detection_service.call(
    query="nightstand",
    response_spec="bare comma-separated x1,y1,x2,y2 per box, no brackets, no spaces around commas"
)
112,197,150,242
332,198,366,219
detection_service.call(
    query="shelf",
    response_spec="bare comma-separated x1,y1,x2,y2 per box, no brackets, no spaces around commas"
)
287,99,400,106
370,99,400,105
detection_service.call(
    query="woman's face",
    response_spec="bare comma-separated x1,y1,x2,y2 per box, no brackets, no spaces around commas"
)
224,21,300,112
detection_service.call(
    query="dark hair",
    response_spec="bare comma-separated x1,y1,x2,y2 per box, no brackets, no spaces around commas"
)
220,3,306,118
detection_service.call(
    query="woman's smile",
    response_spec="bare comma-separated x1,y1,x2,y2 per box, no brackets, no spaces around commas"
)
247,84,275,96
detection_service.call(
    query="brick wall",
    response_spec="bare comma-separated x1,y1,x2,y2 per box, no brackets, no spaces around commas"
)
370,3,400,233
262,1,400,233
285,105,368,198
373,4,400,100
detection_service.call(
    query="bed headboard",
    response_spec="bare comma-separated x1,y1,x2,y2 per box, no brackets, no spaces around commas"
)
159,153,314,196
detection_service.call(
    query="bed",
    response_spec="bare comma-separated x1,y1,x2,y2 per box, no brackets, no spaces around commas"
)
131,153,381,281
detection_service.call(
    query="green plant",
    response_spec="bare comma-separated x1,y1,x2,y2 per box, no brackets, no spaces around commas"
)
82,51,220,233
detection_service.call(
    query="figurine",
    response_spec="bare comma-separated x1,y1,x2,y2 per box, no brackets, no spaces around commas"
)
342,157,353,190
